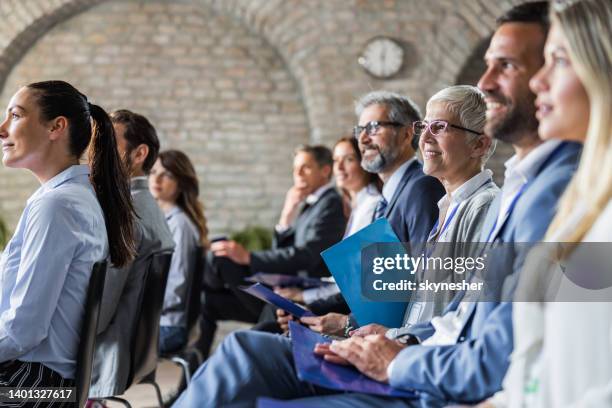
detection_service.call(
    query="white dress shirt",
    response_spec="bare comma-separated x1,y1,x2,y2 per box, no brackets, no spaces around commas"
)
0,165,108,379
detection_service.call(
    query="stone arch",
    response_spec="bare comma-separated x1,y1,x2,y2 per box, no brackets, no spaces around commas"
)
0,0,530,146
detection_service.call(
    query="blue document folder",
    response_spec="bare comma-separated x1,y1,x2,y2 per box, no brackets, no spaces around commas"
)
288,321,416,398
320,218,408,327
246,272,329,288
256,397,312,407
240,283,315,318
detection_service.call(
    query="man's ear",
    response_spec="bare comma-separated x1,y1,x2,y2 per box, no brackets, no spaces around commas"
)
48,116,68,141
132,143,150,167
322,164,333,180
407,127,420,150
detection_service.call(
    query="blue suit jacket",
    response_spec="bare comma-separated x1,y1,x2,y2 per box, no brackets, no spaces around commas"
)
390,142,581,404
385,159,444,244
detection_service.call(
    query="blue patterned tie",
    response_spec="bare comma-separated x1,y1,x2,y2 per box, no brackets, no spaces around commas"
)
373,196,388,221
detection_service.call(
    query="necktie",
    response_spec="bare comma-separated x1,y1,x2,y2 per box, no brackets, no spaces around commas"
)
373,197,388,221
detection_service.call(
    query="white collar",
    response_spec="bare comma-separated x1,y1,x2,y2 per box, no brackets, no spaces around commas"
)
305,182,335,205
438,169,493,208
381,157,417,203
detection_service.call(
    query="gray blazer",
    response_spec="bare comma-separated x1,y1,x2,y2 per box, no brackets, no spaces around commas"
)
89,178,175,397
401,178,500,326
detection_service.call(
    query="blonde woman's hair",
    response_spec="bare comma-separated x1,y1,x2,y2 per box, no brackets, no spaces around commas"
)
545,0,612,246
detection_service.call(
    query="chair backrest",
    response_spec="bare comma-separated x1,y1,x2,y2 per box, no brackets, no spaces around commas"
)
129,252,173,384
185,246,205,346
75,261,107,408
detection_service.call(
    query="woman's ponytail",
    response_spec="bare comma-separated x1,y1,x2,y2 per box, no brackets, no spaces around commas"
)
89,103,136,267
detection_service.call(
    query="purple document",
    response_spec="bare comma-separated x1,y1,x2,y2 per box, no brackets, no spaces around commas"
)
246,272,329,288
289,321,417,398
240,283,315,318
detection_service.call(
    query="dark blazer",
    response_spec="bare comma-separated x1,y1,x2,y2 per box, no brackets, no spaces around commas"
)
385,159,445,244
250,186,346,278
310,160,444,314
393,142,581,405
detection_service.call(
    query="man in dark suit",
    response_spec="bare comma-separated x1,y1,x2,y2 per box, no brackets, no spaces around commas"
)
196,145,346,357
89,110,175,398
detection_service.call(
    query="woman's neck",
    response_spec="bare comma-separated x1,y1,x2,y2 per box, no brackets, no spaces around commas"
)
33,157,79,184
442,167,481,197
158,200,176,213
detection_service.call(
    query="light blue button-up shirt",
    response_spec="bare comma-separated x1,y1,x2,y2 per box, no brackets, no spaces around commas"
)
0,165,108,379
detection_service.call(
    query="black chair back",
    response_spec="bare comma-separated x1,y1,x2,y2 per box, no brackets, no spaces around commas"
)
129,252,173,384
75,261,107,408
184,246,205,347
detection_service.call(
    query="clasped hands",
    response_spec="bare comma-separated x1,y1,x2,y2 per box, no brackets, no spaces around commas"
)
276,308,406,383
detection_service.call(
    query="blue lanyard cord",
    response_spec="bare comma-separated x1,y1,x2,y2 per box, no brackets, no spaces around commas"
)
429,203,460,242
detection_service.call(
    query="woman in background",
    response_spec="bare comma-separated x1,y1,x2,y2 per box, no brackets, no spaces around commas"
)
0,80,135,390
149,149,208,353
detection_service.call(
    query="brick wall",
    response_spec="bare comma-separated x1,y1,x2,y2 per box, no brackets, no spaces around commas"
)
0,0,308,233
0,0,526,234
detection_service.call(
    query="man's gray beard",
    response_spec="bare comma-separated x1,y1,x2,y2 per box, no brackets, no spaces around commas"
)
362,152,386,173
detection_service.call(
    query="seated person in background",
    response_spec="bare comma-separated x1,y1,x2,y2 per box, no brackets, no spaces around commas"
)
89,110,175,397
0,81,135,389
270,136,382,327
149,150,209,353
196,144,347,357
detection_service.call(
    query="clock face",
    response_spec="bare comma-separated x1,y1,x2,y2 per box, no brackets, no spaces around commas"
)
359,37,404,78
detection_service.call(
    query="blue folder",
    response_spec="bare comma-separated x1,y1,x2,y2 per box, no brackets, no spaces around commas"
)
288,321,416,398
320,218,408,328
246,272,330,288
256,398,312,407
240,283,315,318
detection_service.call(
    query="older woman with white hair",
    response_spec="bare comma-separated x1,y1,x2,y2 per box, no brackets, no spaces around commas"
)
392,85,501,328
352,85,501,338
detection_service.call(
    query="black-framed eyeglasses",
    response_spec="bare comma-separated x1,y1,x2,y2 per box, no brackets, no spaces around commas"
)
413,120,483,136
353,121,405,139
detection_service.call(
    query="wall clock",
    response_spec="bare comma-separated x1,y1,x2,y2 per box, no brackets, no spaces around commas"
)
358,36,404,79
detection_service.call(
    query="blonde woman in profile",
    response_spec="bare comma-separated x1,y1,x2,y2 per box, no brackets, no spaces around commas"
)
485,0,612,406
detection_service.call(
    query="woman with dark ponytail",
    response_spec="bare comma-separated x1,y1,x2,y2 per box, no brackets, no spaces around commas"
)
0,80,135,390
149,149,208,353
